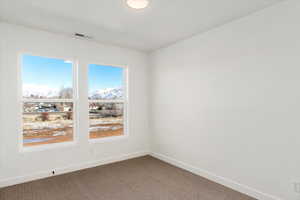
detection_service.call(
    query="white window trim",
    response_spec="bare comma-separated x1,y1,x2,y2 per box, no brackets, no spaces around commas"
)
18,52,79,152
87,63,129,143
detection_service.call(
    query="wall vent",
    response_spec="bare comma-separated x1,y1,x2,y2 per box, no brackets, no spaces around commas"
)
74,33,92,39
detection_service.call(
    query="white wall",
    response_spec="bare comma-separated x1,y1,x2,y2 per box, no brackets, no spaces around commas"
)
0,22,149,185
150,0,300,200
1,0,300,199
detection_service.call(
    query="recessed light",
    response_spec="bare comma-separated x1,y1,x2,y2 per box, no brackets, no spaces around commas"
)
126,0,149,9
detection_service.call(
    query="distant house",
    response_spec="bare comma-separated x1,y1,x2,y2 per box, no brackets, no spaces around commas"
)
63,106,72,112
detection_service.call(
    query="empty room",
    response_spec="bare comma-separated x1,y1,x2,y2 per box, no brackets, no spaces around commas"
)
0,0,299,199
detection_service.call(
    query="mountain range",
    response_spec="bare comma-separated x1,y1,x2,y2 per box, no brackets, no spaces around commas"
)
89,88,123,100
23,84,123,100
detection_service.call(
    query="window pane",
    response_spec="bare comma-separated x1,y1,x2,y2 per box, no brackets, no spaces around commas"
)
88,65,124,100
23,102,73,146
22,54,73,99
89,103,124,139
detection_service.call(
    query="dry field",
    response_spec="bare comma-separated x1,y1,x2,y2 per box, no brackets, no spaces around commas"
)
23,114,123,147
89,116,124,139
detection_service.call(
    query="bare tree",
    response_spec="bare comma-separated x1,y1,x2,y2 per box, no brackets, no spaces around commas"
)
66,112,73,120
41,113,49,121
58,87,72,99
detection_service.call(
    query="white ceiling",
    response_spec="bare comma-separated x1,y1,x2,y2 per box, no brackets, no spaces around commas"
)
0,0,283,52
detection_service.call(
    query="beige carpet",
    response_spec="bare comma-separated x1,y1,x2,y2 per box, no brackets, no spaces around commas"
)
0,156,256,200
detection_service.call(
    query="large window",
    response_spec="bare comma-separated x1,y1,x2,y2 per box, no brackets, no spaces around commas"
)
21,54,75,147
88,64,126,140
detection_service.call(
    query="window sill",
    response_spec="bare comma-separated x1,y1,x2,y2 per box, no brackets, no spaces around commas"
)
89,135,129,144
20,141,77,153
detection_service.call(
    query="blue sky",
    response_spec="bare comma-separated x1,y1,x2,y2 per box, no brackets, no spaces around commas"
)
22,55,73,89
22,54,123,92
88,64,123,93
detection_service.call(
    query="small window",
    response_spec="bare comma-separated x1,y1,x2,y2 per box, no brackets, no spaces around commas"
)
88,64,126,140
21,54,75,147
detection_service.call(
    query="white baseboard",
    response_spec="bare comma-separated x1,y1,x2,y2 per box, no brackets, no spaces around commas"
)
0,150,282,200
150,152,281,200
0,151,149,188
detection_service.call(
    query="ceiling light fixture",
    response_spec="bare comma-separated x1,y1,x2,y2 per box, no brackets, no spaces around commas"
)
126,0,149,9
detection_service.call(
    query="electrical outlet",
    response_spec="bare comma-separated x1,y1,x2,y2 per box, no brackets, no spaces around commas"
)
294,182,300,194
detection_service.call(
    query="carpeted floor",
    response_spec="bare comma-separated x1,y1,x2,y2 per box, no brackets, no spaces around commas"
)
0,156,256,200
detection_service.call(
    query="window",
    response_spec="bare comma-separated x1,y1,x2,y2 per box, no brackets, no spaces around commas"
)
88,64,126,140
21,54,75,147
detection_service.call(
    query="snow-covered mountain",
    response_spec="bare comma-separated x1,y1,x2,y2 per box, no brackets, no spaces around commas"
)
23,84,59,98
89,88,123,100
23,84,123,100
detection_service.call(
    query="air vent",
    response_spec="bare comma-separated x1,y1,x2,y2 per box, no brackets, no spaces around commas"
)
74,33,92,39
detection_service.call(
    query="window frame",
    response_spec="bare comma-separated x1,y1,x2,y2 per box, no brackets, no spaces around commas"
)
18,52,79,152
87,62,129,143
